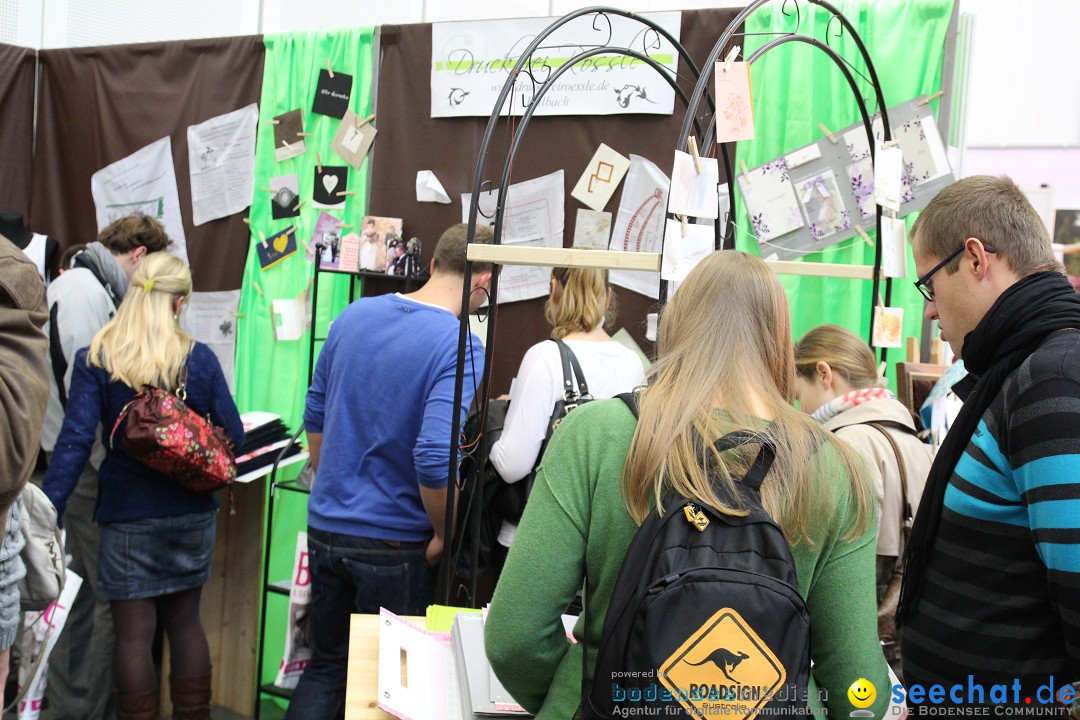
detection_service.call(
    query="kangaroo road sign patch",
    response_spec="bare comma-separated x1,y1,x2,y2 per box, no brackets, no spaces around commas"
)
658,607,787,718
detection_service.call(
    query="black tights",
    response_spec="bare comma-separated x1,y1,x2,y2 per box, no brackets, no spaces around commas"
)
110,587,210,695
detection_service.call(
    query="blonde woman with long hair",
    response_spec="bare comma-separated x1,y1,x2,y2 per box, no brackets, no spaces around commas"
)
488,266,645,574
485,251,889,719
44,253,243,720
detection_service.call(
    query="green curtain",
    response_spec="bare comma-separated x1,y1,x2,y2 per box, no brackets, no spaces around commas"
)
738,0,954,365
235,27,374,702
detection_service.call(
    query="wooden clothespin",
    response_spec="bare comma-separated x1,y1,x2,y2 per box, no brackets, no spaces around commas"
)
251,280,264,297
294,200,308,212
281,139,290,148
336,222,354,229
722,45,740,73
299,237,311,253
886,208,898,220
335,190,356,197
297,132,313,138
877,360,887,379
876,291,886,309
917,90,945,106
357,114,375,128
687,135,702,174
818,123,838,144
325,59,334,78
270,119,280,125
316,153,323,173
854,225,873,246
229,310,245,319
260,186,274,193
259,231,267,249
739,158,751,183
881,139,900,150
678,215,689,238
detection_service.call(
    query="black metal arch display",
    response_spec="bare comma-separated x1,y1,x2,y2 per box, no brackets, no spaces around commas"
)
442,7,714,604
442,0,896,605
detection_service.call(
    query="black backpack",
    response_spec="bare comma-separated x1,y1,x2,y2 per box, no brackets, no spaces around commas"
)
574,394,811,719
453,339,592,573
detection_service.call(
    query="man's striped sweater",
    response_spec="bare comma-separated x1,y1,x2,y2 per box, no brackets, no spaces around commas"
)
902,329,1080,702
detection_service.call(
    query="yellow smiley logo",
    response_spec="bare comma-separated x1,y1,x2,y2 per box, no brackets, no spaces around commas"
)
848,678,876,709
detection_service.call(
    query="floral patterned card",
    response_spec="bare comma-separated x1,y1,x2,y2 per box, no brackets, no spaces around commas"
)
895,113,952,188
794,169,851,241
846,158,875,219
737,159,804,244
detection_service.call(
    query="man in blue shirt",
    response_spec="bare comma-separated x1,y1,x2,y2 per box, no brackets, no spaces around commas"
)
288,223,493,720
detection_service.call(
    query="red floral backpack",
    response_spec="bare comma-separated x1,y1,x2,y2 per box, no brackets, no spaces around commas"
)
110,363,236,492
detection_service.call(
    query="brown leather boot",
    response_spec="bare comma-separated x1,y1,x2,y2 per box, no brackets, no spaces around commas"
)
170,674,212,720
116,687,159,720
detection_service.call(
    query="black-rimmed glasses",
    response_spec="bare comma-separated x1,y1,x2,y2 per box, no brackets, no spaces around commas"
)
913,245,996,302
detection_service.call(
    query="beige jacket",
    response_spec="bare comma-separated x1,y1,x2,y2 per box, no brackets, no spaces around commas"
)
824,398,932,564
0,235,49,519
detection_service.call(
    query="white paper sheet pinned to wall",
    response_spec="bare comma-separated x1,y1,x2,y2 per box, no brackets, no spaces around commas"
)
91,136,189,264
179,290,240,393
187,104,258,226
462,170,564,305
608,155,669,299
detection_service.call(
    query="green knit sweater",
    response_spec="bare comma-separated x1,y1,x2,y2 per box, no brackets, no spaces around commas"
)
485,398,891,720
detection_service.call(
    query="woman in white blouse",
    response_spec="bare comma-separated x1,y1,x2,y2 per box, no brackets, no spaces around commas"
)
489,266,645,574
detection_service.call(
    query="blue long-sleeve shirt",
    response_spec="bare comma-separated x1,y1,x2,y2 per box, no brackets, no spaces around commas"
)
43,342,244,523
304,293,484,542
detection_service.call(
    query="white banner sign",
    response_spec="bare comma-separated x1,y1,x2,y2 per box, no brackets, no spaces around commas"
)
91,136,189,265
431,12,681,118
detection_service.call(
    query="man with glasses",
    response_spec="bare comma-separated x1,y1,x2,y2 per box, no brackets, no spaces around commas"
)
899,175,1080,711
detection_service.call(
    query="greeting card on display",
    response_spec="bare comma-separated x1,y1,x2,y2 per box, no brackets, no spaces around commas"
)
842,118,885,163
311,68,352,119
660,219,713,283
608,154,669,299
895,114,952,186
358,216,402,271
257,226,298,271
713,61,754,143
331,110,377,169
272,297,307,342
874,145,903,212
313,166,348,209
845,158,875,220
737,159,804,245
873,306,904,349
571,144,631,212
573,209,612,250
794,169,851,242
273,110,306,162
668,150,719,220
270,174,301,220
880,214,908,278
338,233,361,273
308,211,342,264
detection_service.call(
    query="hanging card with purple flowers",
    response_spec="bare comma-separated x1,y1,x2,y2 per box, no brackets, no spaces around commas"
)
737,159,804,247
794,169,851,242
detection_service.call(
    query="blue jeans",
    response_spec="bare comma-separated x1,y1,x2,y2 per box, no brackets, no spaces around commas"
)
284,527,436,720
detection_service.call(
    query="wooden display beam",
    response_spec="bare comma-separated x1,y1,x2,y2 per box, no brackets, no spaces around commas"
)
466,244,660,271
467,243,875,281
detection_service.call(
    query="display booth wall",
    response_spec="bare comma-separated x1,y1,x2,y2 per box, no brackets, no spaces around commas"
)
370,9,742,396
28,35,265,291
0,43,35,217
738,0,953,349
5,3,958,715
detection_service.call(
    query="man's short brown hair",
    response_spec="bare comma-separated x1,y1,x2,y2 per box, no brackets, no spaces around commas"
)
911,175,1059,277
432,223,494,276
97,213,172,255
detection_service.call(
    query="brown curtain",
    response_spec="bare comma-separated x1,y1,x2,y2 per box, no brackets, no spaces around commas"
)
0,43,36,218
29,36,265,290
370,9,741,395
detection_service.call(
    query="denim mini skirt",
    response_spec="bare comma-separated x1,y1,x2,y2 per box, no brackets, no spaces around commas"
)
98,510,216,600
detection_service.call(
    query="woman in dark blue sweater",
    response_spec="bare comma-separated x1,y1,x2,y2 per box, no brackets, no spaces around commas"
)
44,252,243,720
